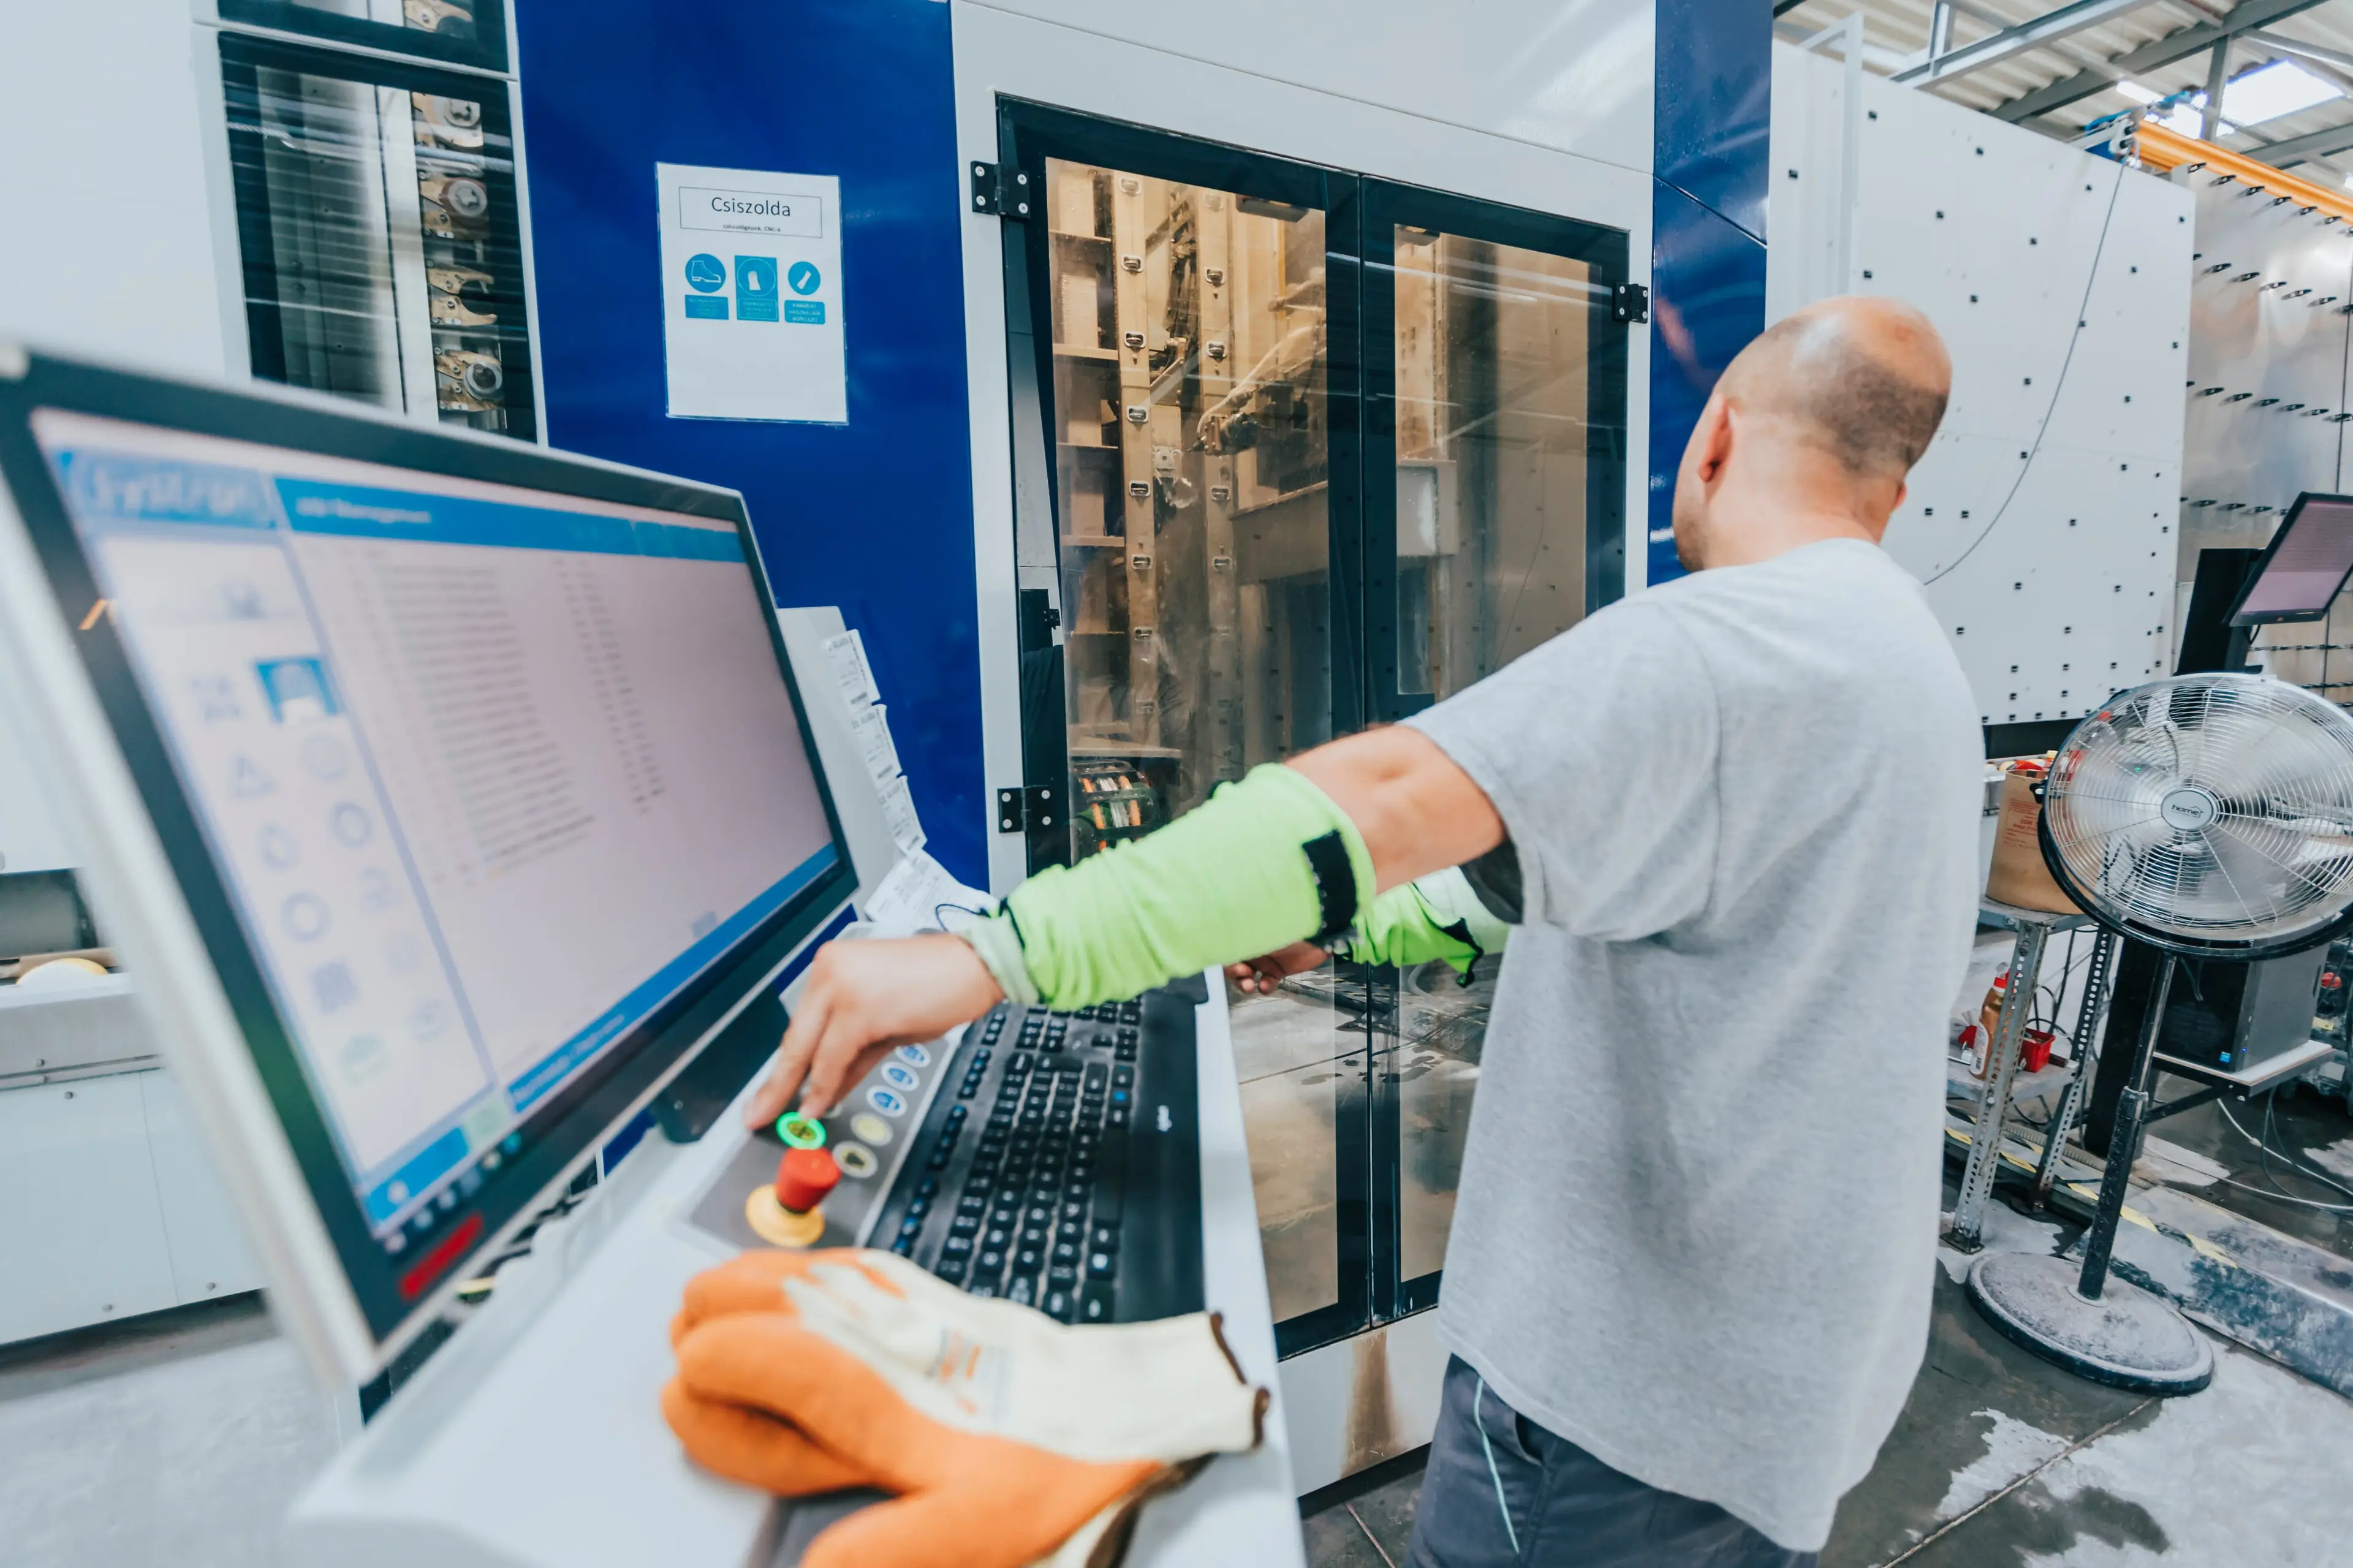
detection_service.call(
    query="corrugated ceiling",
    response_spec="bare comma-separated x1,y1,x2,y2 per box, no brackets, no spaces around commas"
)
1772,0,2353,183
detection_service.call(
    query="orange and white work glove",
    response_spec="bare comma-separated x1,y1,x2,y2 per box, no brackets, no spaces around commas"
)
661,1249,1268,1568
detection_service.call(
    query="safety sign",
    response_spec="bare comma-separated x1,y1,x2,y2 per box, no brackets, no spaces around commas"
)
656,162,846,423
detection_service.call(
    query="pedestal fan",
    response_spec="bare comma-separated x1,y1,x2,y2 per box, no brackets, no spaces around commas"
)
1968,673,2353,1393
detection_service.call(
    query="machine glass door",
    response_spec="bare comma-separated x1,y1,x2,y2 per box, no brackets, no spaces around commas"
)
216,0,510,73
1363,184,1631,1315
998,105,1374,1354
220,36,538,441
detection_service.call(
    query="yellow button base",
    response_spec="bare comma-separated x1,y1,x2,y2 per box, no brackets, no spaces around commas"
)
745,1185,825,1248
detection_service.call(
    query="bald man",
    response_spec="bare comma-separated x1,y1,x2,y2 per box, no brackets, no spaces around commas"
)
749,297,1981,1565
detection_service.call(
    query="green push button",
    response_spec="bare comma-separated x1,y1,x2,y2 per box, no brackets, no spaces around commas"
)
776,1112,827,1149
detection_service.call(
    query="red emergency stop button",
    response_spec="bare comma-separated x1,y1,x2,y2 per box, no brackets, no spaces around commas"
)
775,1146,841,1215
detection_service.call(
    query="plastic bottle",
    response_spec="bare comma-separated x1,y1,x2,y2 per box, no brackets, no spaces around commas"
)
1969,968,2009,1080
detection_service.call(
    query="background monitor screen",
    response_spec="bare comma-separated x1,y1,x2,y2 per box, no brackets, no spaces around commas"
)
17,398,850,1341
2233,493,2353,623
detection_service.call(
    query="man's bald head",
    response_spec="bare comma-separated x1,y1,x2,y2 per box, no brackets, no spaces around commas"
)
1671,296,1952,570
1720,297,1952,482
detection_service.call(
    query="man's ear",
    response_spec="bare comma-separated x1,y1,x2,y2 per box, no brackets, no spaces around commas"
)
1693,392,1735,485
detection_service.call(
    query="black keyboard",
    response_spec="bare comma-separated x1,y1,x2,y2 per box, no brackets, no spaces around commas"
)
865,986,1204,1324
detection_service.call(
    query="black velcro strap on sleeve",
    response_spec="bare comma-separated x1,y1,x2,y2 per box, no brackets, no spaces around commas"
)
1301,830,1359,945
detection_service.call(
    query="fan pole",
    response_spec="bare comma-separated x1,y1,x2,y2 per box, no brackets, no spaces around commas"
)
2075,953,2172,1299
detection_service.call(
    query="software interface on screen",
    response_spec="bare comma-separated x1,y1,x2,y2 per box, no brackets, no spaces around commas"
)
33,411,837,1252
2239,497,2353,621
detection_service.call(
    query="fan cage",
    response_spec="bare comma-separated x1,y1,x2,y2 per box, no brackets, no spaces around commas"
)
2036,675,2353,961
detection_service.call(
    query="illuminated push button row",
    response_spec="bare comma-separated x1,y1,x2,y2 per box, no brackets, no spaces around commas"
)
745,1146,841,1248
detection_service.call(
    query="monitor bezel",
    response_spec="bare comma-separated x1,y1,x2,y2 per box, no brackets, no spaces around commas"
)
2227,490,2353,626
0,349,857,1381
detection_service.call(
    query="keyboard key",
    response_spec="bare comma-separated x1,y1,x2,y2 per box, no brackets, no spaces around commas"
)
1057,1220,1083,1243
1081,1284,1113,1322
1009,1276,1036,1306
1087,1251,1115,1279
1091,1224,1119,1249
936,1258,969,1285
951,1216,979,1238
978,1249,1004,1273
1014,1246,1042,1274
1044,1289,1074,1322
1053,1240,1078,1266
958,1194,987,1216
1112,1066,1134,1088
1048,1263,1078,1288
943,1234,974,1256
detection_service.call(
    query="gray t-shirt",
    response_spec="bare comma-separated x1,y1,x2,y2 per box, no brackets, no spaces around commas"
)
1407,537,1982,1551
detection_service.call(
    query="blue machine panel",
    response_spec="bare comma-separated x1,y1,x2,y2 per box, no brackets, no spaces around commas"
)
1649,0,1770,588
512,0,985,885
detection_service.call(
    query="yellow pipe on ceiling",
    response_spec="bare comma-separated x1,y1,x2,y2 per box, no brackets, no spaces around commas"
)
2129,118,2353,227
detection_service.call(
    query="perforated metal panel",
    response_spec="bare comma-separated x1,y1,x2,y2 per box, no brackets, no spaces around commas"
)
1772,44,2191,732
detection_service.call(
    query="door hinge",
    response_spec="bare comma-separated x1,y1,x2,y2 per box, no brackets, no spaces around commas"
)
970,161,1033,220
1612,282,1650,324
996,784,1058,833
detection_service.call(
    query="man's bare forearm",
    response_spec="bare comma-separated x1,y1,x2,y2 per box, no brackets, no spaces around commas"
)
1287,727,1504,893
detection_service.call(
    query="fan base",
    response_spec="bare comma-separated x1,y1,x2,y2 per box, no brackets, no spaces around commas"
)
1966,1252,2214,1395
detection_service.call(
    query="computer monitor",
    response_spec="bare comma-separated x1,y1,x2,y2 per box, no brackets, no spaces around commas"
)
2229,491,2353,624
0,349,857,1381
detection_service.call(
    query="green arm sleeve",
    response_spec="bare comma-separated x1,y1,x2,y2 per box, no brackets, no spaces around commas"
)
1340,866,1514,980
958,763,1375,1010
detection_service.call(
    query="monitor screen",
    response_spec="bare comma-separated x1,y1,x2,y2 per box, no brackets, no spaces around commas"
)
16,398,850,1339
2234,493,2353,623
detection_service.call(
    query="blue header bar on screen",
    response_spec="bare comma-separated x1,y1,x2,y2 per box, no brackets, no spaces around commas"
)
47,446,742,565
276,480,744,562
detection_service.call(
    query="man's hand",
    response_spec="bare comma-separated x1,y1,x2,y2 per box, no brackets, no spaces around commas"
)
1226,941,1328,996
744,934,1004,1128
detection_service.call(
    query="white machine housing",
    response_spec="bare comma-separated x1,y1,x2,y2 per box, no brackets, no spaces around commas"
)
1770,40,2192,735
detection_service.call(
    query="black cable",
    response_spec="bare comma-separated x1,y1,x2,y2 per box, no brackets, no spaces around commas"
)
1923,164,2127,586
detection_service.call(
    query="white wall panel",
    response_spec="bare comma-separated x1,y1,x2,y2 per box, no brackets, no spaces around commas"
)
142,1069,265,1306
0,5,226,376
1769,42,2190,733
0,1074,180,1344
962,0,1653,175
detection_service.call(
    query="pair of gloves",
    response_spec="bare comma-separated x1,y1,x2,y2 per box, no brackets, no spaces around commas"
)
663,1249,1267,1568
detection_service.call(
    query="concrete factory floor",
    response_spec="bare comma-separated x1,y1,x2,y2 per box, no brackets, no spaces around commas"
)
1303,1185,2353,1568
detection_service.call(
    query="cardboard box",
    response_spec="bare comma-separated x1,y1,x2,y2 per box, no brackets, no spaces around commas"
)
1984,767,2081,913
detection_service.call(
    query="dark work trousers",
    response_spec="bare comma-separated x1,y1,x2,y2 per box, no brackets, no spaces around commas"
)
1404,1356,1818,1568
